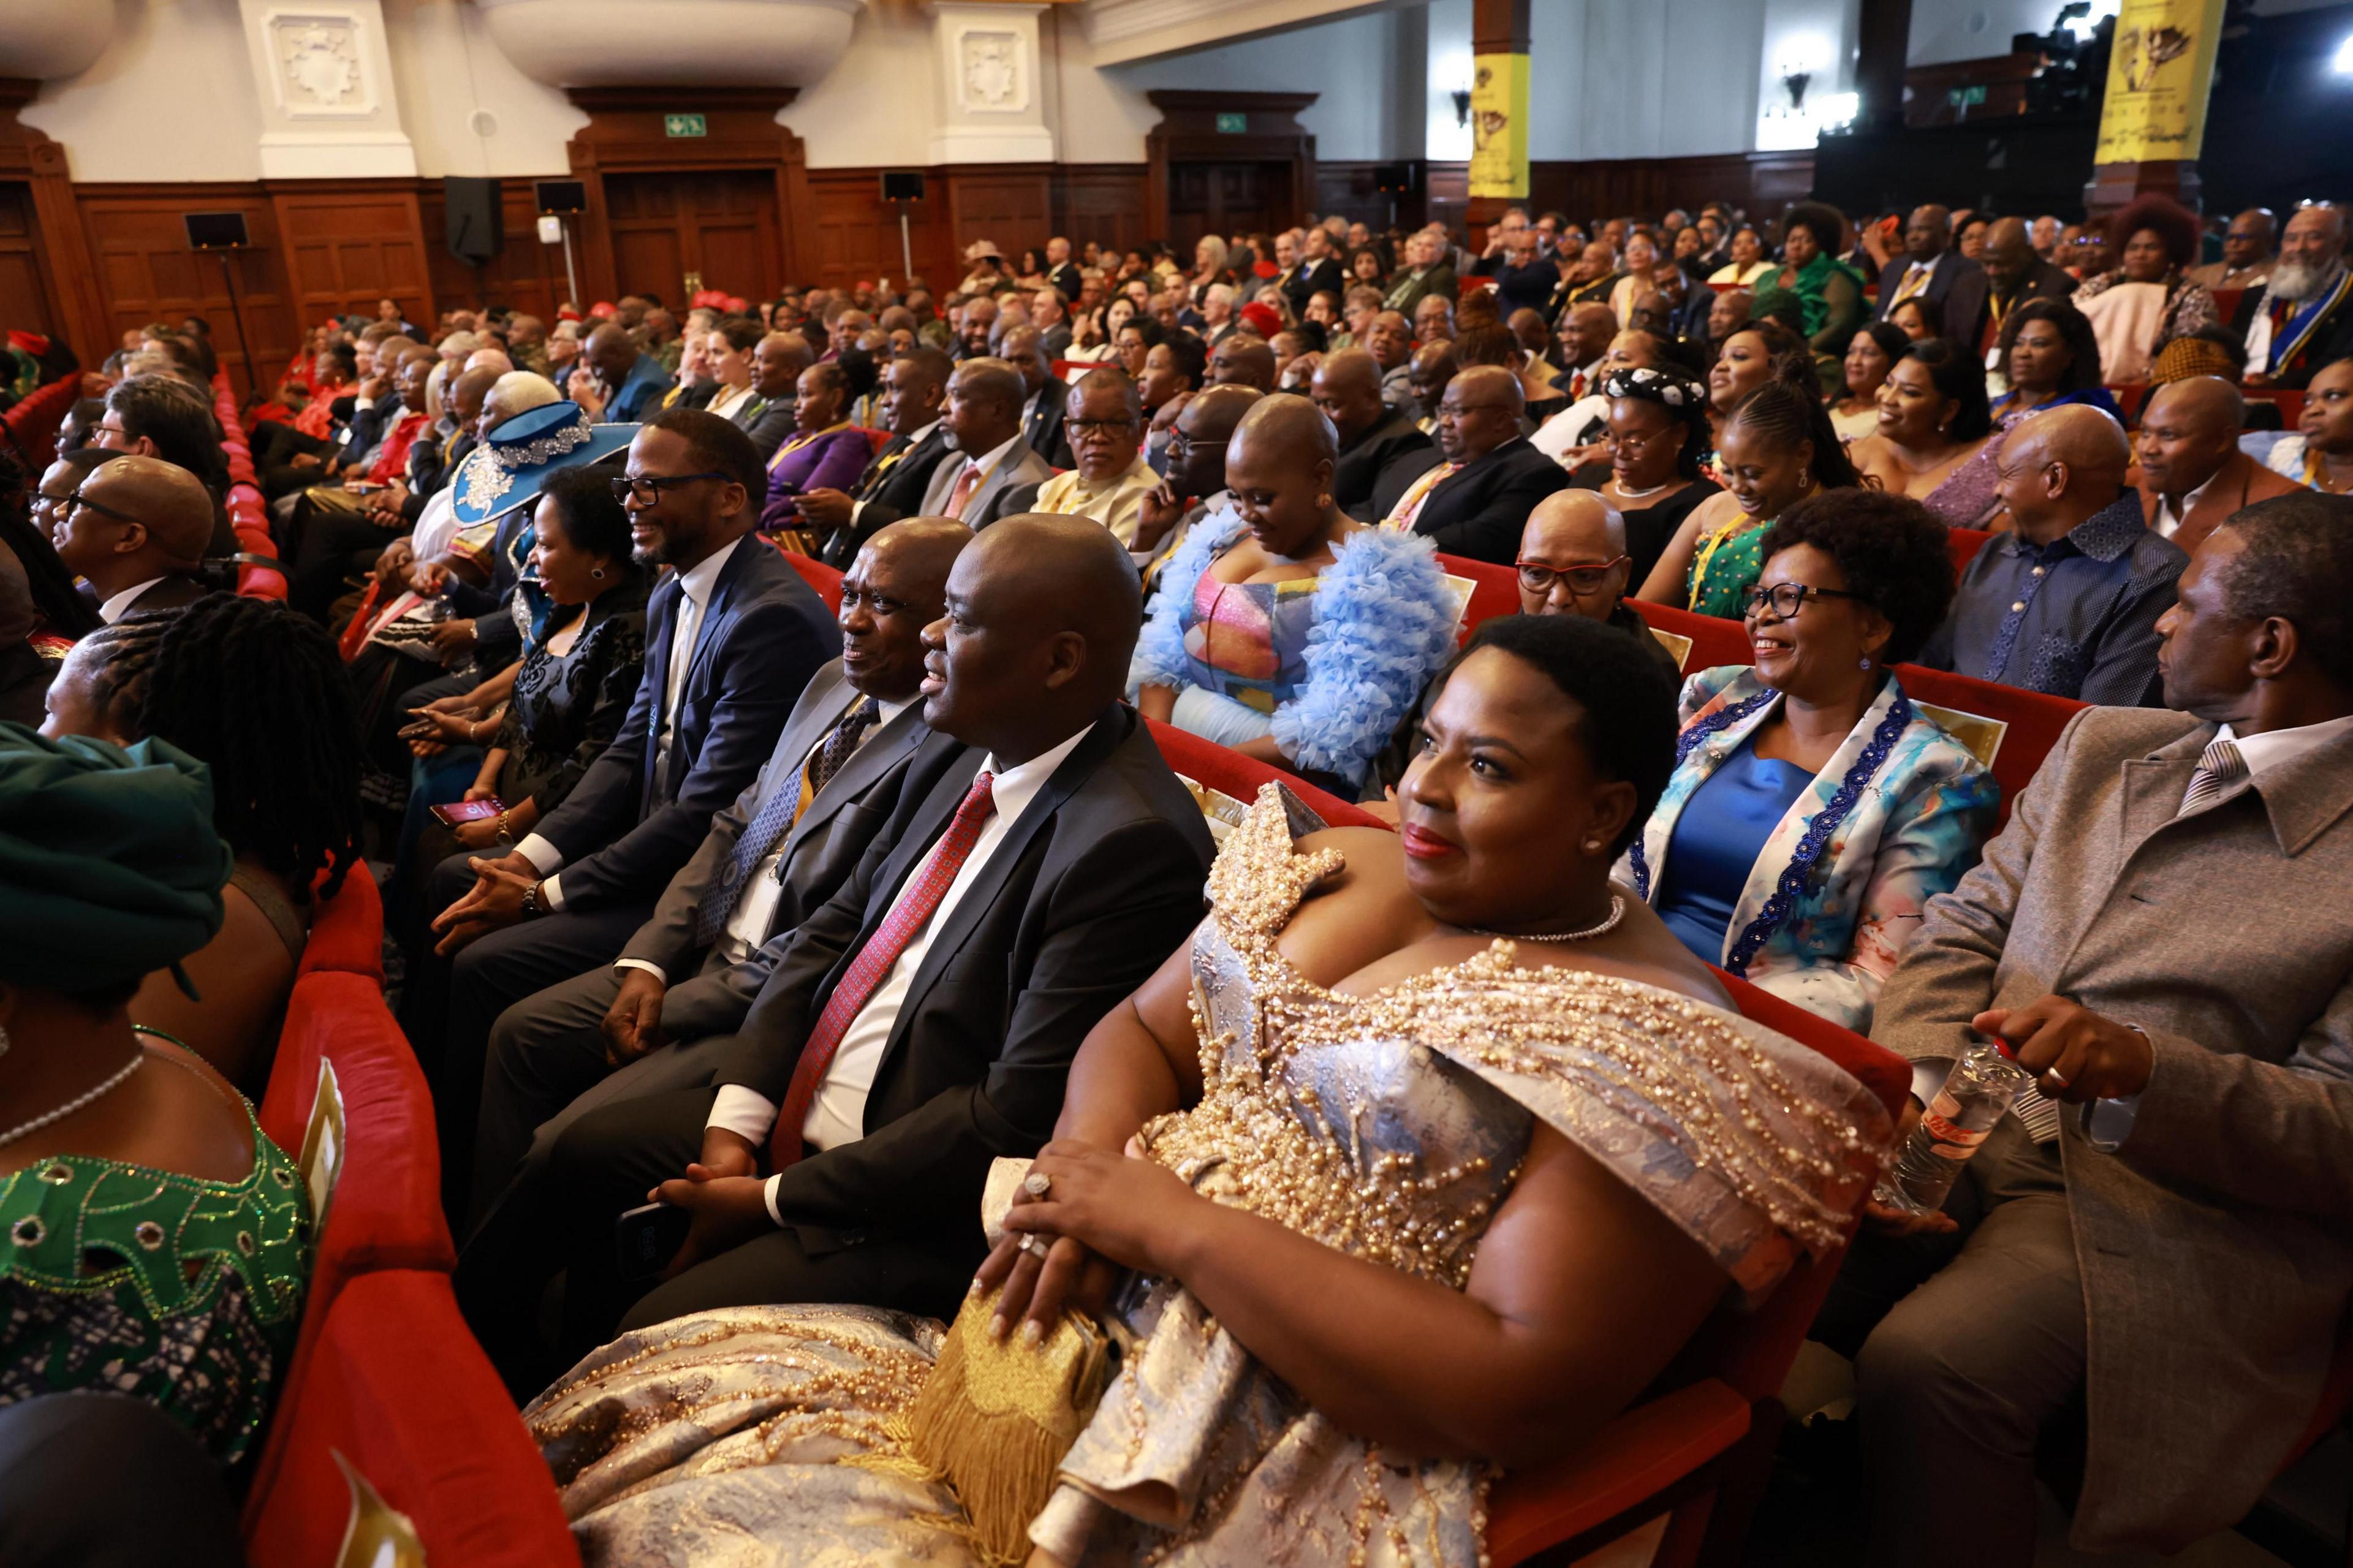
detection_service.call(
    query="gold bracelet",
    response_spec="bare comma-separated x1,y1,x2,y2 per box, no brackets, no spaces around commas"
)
495,808,513,843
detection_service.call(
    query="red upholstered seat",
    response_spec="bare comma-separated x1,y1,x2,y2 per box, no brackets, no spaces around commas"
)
1889,663,2085,829
298,860,385,983
210,373,287,600
769,544,845,611
1488,971,1906,1567
241,1270,578,1568
1946,526,1994,579
861,424,892,458
1143,717,1385,830
1435,551,1521,644
1626,599,1754,675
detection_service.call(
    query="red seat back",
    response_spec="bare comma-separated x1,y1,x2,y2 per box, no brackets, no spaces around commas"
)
1143,717,1385,829
773,546,845,612
859,425,892,458
1946,527,1994,579
211,373,287,600
1625,599,1752,674
1890,662,2084,829
242,1270,578,1568
1434,551,1521,644
298,861,385,983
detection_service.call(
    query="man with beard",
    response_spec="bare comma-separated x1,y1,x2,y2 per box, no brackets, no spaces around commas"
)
2235,204,2353,390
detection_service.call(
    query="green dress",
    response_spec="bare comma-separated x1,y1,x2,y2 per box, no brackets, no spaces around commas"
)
0,1036,312,1466
1686,517,1769,618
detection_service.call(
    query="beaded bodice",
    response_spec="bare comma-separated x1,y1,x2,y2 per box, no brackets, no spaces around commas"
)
1139,789,1889,1297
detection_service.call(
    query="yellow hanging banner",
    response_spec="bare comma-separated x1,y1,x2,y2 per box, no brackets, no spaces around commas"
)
2093,0,2227,164
1466,52,1530,200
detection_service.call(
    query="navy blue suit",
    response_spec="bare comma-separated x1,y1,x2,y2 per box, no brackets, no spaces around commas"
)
402,532,836,1214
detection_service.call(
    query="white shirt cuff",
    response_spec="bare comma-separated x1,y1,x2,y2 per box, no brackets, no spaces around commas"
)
613,958,665,982
538,873,566,912
763,1173,784,1225
708,1085,779,1143
514,832,566,876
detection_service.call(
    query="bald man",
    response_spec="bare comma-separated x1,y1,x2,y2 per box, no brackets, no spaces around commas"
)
1555,301,1620,403
1208,333,1277,393
2188,207,2276,293
1132,382,1263,567
1918,404,2186,705
1382,365,1572,564
52,454,214,621
918,357,1056,528
575,321,668,422
1314,348,1436,521
1406,341,1459,435
1965,218,2078,358
1877,203,1985,341
2134,376,2303,552
1515,491,1675,667
486,514,1216,1370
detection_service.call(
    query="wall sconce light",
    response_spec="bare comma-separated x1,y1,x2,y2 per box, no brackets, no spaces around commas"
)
1781,69,1812,111
1451,88,1472,127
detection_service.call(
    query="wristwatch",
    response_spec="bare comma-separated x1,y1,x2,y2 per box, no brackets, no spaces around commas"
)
520,880,547,920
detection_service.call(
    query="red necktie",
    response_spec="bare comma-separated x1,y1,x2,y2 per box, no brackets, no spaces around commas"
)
768,772,997,1167
1570,369,1586,401
946,460,984,518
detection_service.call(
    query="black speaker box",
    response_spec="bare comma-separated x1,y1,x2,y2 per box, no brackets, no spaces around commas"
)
184,211,249,250
534,180,587,214
881,171,926,202
445,176,501,266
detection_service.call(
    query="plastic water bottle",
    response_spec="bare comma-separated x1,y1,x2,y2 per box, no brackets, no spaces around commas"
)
1874,1036,2033,1216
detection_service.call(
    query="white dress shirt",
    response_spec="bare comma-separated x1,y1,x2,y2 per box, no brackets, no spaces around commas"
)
515,534,746,908
939,430,1025,521
97,578,168,624
705,723,1096,1222
2150,471,2218,541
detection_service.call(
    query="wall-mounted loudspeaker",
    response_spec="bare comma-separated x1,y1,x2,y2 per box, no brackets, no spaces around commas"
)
445,176,501,266
184,212,249,250
880,172,926,202
534,180,588,214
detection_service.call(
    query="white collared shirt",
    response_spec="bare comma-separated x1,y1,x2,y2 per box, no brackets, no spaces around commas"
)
705,722,1097,1222
2151,471,2219,540
2213,714,2353,780
516,534,747,906
97,578,168,624
942,429,1025,518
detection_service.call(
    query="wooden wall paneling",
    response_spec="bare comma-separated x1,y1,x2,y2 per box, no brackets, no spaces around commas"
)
76,184,299,404
1143,91,1318,245
804,169,958,296
942,167,1053,275
1051,165,1149,258
0,184,53,340
269,183,435,337
0,78,110,368
419,181,569,324
1314,161,1415,232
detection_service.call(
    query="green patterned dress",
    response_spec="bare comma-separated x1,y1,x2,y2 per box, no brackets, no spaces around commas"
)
0,1042,312,1466
1687,516,1770,618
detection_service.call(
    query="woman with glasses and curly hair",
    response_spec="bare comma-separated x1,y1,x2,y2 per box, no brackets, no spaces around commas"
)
2072,193,2220,385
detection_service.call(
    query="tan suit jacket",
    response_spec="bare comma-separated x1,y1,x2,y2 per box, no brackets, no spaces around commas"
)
2135,447,2305,555
1873,705,2353,1552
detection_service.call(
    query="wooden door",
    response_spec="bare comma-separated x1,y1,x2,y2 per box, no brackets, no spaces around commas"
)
0,182,55,339
1167,162,1294,244
603,170,781,305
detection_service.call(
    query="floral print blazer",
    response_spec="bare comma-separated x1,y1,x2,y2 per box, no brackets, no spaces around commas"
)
1617,665,2000,1032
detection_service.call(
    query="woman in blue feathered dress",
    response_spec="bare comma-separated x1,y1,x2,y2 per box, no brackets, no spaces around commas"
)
1131,396,1459,796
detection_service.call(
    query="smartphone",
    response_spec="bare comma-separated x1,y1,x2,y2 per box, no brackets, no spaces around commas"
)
428,798,503,827
615,1201,692,1282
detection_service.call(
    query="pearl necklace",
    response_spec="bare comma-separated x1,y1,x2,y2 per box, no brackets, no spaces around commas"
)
1611,477,1674,501
1466,894,1626,943
0,1052,145,1149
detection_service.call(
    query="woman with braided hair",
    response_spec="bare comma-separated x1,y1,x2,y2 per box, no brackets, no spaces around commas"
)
41,596,363,1090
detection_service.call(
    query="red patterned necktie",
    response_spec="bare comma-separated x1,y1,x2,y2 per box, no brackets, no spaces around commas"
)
946,460,984,518
767,771,997,1167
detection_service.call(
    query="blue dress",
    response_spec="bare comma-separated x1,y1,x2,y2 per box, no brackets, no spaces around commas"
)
1653,741,1812,965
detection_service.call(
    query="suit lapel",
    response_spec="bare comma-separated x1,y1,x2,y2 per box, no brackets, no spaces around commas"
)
2117,725,2214,854
639,575,684,806
781,701,928,863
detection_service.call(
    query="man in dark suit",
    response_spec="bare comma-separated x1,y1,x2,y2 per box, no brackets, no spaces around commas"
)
1957,218,2077,362
1383,230,1459,316
1313,349,1436,521
490,515,1214,1376
401,408,837,1212
54,455,215,623
798,347,956,569
1876,205,1986,343
1003,327,1072,469
1042,235,1083,301
458,518,969,1260
908,358,1056,528
738,331,811,460
1384,365,1571,563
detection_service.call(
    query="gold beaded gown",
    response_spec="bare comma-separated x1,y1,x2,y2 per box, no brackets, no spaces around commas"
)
524,789,1890,1567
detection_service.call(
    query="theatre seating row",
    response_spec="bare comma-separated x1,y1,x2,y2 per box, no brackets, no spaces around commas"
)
210,373,287,601
2,373,80,471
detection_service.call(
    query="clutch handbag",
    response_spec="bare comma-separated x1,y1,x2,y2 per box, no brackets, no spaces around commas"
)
907,1284,1114,1566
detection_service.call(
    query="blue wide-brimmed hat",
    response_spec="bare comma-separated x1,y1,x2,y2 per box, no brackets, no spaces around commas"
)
450,400,637,527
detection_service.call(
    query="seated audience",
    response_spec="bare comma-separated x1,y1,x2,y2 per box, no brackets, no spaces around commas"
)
28,447,112,548
1875,205,1985,344
756,362,868,535
1642,380,1862,615
1830,321,1912,441
570,323,669,423
908,358,1055,527
1554,301,1619,404
1624,492,1996,1029
93,375,233,551
2186,206,2276,292
2132,374,2302,551
739,332,811,459
2072,194,2219,384
1129,382,1261,571
1207,333,1278,393
1382,230,1458,313
1964,218,2082,360
1454,321,1566,423
1499,490,1683,687
795,347,955,566
1407,339,1459,434
1566,366,1722,585
42,595,364,1089
1313,347,1437,522
1830,494,2353,1567
1752,203,1866,381
50,455,213,622
1536,324,1682,463
1029,368,1158,544
1139,395,1455,792
0,725,310,1467
1380,365,1573,562
1990,297,2120,424
2232,202,2351,388
700,320,764,426
1848,337,1999,525
1886,295,1938,343
2263,354,2351,494
521,612,1886,1565
1708,225,1771,287
1915,404,2184,705
1002,327,1071,467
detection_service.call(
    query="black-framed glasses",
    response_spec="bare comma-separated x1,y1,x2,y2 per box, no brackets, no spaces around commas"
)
1743,581,1863,619
1516,556,1629,595
1066,417,1137,437
1167,431,1227,460
60,488,146,528
610,471,733,505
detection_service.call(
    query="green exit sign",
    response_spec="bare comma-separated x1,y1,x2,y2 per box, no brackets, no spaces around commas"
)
664,113,707,138
1946,85,1987,107
1214,112,1247,134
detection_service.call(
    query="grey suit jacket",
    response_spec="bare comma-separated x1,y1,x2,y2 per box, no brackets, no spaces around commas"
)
616,660,932,1015
1873,705,2353,1552
918,438,1056,529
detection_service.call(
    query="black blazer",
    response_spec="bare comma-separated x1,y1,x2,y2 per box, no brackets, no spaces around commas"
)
1334,409,1436,521
1022,376,1072,471
1408,437,1574,564
1280,257,1343,316
716,706,1215,1252
532,534,836,910
1045,260,1083,300
1956,259,2078,350
1876,251,1985,341
819,424,955,567
740,396,798,461
2232,285,2353,390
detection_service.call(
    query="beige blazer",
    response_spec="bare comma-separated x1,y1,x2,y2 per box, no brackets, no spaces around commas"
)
1873,704,2353,1553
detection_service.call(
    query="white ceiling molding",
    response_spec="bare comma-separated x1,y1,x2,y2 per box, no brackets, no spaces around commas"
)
476,0,865,89
0,0,113,80
1080,0,1400,67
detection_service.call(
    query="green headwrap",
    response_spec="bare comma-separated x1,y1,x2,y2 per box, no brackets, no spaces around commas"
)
0,722,231,993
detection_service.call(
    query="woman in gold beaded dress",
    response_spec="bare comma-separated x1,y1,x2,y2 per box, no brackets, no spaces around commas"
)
524,614,1892,1568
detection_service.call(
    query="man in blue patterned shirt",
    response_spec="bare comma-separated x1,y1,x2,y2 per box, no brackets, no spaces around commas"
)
1916,405,2186,706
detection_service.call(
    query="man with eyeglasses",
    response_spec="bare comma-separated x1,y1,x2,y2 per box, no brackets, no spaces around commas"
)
1377,364,1571,564
48,454,215,622
1029,368,1159,548
1314,349,1435,523
1131,382,1262,572
404,407,837,1213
